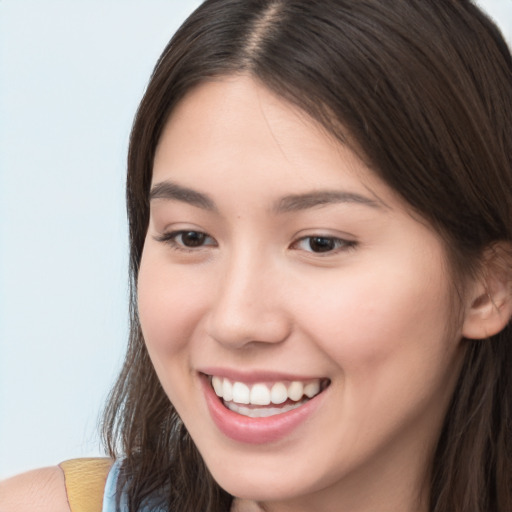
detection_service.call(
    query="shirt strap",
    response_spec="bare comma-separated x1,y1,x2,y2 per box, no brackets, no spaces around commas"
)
59,458,113,512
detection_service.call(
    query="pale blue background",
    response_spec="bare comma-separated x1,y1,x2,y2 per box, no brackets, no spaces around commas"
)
0,0,511,478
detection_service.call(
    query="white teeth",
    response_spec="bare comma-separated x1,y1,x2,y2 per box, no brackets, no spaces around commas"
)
226,398,308,417
288,381,304,401
222,379,233,401
304,380,320,398
212,376,223,397
270,382,288,404
250,383,271,405
232,382,250,404
210,376,325,406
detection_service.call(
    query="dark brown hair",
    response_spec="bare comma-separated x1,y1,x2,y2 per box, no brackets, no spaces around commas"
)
102,1,512,510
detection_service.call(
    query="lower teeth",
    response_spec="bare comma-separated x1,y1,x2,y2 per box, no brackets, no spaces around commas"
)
224,398,309,418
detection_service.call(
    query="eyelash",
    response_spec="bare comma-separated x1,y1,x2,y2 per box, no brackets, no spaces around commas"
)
156,230,357,256
155,230,217,252
291,236,357,254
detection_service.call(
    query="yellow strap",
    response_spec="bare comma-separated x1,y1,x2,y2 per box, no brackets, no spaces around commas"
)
59,458,113,512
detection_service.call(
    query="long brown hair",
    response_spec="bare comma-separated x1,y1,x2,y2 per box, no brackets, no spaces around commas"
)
102,1,512,510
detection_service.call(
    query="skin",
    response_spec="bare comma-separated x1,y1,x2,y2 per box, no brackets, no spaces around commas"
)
137,76,471,512
0,467,70,512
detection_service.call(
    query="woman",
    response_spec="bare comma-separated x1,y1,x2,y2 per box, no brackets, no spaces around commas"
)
2,0,511,511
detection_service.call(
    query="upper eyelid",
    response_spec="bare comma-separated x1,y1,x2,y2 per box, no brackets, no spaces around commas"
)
293,235,355,244
155,228,211,238
155,229,217,247
154,229,356,250
291,235,358,253
292,233,357,244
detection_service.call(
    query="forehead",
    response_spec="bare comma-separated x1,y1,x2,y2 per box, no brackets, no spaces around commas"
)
153,76,399,211
156,76,338,166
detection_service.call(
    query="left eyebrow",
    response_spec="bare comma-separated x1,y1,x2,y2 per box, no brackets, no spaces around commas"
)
273,190,385,213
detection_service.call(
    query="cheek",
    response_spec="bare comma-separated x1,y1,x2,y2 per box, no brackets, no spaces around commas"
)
295,256,456,377
293,258,462,445
137,248,213,415
137,248,207,360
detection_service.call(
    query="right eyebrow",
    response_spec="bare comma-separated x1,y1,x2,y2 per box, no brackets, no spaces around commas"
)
149,181,218,212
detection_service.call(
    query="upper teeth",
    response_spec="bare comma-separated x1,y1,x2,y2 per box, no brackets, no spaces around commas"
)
211,376,322,405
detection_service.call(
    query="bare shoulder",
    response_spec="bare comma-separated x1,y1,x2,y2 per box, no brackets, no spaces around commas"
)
0,465,70,512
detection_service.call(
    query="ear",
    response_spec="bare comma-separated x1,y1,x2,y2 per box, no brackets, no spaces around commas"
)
462,243,512,340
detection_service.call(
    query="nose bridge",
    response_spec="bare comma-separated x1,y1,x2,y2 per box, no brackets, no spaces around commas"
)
206,243,290,348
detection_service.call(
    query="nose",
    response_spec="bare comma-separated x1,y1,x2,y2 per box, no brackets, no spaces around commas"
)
205,249,292,349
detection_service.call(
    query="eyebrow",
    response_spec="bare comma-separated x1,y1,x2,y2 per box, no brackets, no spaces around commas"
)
149,180,383,213
273,190,384,213
150,181,217,211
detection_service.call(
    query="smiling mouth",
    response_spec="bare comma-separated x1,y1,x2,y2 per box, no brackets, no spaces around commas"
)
209,375,330,418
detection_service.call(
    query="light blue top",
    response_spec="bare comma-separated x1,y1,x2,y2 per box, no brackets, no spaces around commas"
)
102,461,127,512
101,461,167,512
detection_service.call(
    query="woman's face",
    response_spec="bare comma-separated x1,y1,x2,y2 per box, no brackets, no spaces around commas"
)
138,76,466,510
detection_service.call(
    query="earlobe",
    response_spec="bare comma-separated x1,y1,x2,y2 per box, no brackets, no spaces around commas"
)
462,244,512,340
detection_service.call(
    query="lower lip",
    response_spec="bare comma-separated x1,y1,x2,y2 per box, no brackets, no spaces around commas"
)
201,376,326,445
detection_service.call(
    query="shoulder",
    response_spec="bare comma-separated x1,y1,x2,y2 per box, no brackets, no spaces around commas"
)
0,465,70,512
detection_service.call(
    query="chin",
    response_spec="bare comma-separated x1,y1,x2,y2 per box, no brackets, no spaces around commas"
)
203,454,328,504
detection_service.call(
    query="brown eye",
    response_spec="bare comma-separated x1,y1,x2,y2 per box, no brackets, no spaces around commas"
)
293,235,356,254
156,230,216,250
308,237,336,253
179,231,208,247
